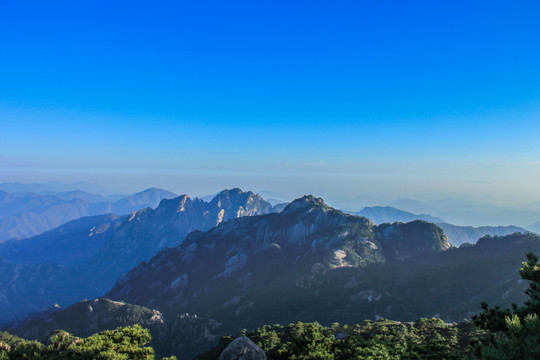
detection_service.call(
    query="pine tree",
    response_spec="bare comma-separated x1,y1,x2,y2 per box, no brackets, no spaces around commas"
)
473,252,540,359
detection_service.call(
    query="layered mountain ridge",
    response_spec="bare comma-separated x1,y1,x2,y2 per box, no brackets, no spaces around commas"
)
348,205,530,246
0,188,178,241
0,214,125,266
83,188,274,287
0,189,274,323
6,194,539,359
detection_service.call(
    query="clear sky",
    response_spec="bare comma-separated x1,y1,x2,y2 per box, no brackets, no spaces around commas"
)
1,1,539,204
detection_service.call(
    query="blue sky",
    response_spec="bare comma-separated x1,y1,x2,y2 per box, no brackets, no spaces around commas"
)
1,1,539,203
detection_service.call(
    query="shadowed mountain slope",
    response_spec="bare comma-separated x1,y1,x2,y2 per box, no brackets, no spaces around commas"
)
0,214,125,266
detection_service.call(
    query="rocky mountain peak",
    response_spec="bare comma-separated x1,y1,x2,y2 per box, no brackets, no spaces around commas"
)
211,188,253,204
376,220,451,259
155,194,193,213
218,188,244,196
281,195,328,215
208,189,272,218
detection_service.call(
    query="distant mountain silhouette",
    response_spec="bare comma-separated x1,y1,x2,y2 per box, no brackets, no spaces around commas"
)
348,205,528,246
349,206,445,224
437,223,529,246
0,188,177,241
391,198,540,227
0,214,125,266
0,181,111,194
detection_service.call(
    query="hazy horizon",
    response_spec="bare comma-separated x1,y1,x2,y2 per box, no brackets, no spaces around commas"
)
1,178,539,210
2,1,540,208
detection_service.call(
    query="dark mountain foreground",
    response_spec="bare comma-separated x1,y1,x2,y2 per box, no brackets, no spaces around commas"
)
4,247,540,359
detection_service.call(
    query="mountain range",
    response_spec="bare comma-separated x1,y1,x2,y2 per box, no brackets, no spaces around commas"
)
0,181,114,195
348,206,530,246
4,194,539,359
0,187,177,241
390,197,540,229
0,189,274,323
105,195,451,326
349,205,446,224
105,196,535,332
0,214,125,266
2,188,535,326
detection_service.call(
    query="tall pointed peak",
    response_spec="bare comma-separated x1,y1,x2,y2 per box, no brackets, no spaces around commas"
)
155,194,191,211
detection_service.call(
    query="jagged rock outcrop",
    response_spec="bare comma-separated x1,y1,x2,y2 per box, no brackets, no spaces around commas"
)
218,337,266,360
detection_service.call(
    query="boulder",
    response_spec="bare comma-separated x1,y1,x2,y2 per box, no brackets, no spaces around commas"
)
218,336,266,360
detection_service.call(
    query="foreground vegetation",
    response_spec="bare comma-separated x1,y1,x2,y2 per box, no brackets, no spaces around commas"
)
1,251,539,359
197,318,486,359
0,325,176,360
